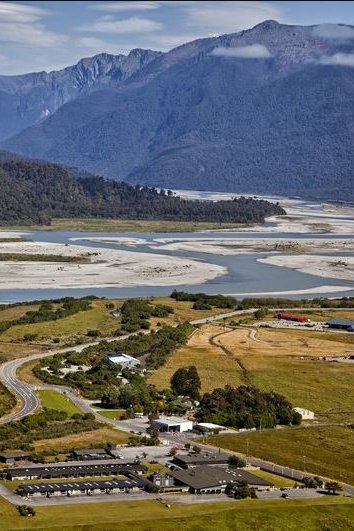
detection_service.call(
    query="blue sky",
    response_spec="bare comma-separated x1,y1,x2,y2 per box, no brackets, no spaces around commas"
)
1,1,354,75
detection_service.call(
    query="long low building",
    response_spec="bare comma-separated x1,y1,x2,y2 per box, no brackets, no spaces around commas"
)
173,451,230,468
6,462,144,481
17,478,147,498
167,466,273,494
327,319,354,332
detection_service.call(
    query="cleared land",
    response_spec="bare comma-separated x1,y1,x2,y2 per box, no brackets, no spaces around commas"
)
33,427,130,452
216,327,354,421
209,426,354,485
37,390,81,415
0,496,353,530
94,409,126,420
4,218,241,233
148,325,243,393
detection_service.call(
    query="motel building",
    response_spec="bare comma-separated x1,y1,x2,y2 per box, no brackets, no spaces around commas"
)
17,478,146,498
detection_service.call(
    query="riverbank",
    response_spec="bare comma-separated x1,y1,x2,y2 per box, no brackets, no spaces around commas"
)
0,240,226,290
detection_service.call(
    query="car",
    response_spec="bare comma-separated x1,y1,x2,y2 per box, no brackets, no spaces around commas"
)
281,493,289,499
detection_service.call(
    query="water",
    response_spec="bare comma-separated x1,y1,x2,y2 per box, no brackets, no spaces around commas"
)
1,226,354,302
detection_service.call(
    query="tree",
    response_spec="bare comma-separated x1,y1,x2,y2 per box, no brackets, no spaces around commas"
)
229,455,246,468
170,366,201,399
325,481,343,495
232,482,257,499
192,445,201,454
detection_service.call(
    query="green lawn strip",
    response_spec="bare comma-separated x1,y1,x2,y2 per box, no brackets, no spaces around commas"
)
0,495,352,530
246,469,296,488
93,409,126,420
37,390,81,415
208,426,354,485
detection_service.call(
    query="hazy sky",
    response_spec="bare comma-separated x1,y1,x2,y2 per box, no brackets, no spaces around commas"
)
1,1,354,75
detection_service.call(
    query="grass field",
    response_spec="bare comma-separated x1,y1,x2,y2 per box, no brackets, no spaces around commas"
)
147,297,231,327
33,427,130,452
247,469,295,488
0,495,353,530
0,299,119,343
216,327,354,421
37,390,81,415
0,304,40,321
94,409,126,420
209,426,354,485
148,325,243,393
0,342,47,361
4,218,242,233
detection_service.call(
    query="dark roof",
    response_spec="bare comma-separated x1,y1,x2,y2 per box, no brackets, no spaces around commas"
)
327,319,354,328
0,451,30,459
7,462,143,479
71,448,108,456
168,466,273,489
173,452,230,466
18,478,146,494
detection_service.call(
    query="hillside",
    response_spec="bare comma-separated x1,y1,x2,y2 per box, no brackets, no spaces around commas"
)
2,21,354,199
0,155,284,224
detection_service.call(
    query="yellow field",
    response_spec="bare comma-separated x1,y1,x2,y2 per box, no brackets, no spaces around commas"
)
33,427,130,452
0,304,40,321
215,327,354,420
149,297,230,327
0,300,119,342
0,342,47,360
148,325,243,393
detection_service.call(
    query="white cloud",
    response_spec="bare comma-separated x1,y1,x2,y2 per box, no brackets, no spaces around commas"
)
312,24,354,40
183,1,283,34
0,1,48,23
91,2,159,12
320,52,354,67
79,16,162,33
0,22,67,47
211,43,272,58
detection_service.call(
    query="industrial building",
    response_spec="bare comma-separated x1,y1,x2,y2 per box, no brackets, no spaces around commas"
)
70,448,111,460
0,451,31,465
152,416,193,433
6,462,144,481
274,312,309,323
17,478,147,498
107,352,141,369
327,319,354,332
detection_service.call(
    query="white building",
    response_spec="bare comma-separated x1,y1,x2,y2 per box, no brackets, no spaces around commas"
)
293,407,315,420
107,353,141,369
152,416,193,433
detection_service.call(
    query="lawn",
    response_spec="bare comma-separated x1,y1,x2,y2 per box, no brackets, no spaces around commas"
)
0,495,353,530
247,469,295,488
215,327,354,421
0,300,119,343
94,409,126,420
148,325,243,393
37,390,81,415
209,426,354,485
33,427,130,452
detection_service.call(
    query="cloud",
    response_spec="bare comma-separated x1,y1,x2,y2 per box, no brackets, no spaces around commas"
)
183,1,283,34
312,24,354,40
211,44,272,59
91,2,159,12
0,1,48,23
79,16,162,33
320,52,354,67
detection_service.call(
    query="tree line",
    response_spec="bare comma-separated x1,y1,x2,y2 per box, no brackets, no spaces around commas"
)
0,158,285,224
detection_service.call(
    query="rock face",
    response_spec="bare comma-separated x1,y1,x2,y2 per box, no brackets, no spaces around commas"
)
0,49,161,141
2,21,354,199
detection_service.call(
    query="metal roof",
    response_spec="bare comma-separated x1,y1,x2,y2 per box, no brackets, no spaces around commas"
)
327,319,354,327
19,478,146,494
7,462,143,478
168,466,273,490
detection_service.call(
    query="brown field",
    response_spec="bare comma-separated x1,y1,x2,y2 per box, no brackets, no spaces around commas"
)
214,327,354,420
0,304,40,321
148,297,230,327
33,427,130,452
0,342,47,361
148,325,243,393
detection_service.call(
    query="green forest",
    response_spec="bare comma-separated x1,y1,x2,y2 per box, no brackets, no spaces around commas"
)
0,156,285,224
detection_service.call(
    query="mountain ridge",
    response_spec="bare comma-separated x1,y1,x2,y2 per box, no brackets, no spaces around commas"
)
2,20,354,200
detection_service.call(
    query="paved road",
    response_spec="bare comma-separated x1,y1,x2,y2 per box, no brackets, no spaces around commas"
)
0,332,145,425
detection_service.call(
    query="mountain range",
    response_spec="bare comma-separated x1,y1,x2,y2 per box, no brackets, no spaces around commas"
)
1,20,354,200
